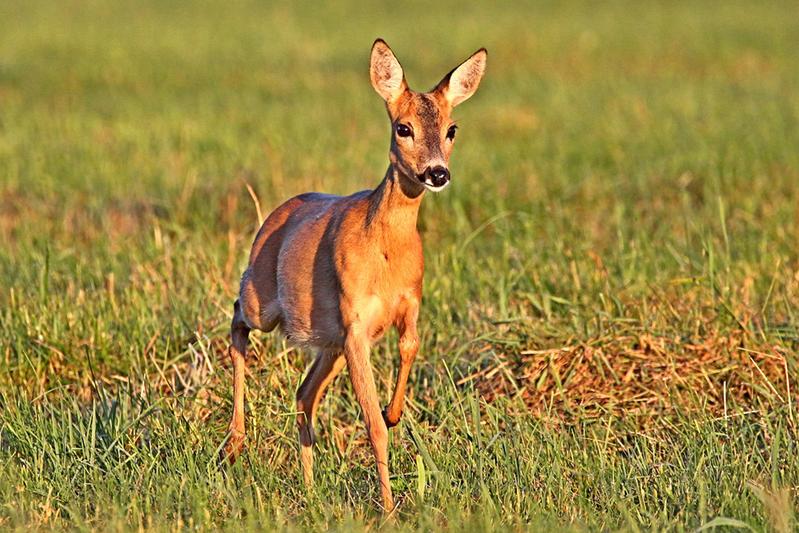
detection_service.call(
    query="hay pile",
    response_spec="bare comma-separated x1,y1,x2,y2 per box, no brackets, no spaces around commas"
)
469,329,796,422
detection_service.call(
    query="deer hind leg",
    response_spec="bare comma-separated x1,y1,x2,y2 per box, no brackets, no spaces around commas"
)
383,301,419,428
344,329,394,512
221,299,251,464
296,349,346,486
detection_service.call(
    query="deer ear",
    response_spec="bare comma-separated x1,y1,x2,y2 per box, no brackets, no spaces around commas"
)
436,48,487,107
370,39,407,103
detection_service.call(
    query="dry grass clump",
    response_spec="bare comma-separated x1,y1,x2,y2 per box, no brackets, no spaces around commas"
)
474,329,794,422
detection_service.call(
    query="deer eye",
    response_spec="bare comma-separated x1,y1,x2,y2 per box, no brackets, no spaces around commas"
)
446,125,458,140
396,124,413,138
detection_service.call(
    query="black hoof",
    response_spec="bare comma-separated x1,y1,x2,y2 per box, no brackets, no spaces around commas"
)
382,407,400,428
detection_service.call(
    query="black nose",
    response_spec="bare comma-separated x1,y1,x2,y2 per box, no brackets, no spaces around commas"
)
426,166,450,187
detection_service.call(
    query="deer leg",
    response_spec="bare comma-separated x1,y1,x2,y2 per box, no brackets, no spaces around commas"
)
344,329,394,512
383,302,419,428
221,300,251,464
296,349,346,486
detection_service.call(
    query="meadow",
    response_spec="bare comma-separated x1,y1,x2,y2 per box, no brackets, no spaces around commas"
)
1,1,798,530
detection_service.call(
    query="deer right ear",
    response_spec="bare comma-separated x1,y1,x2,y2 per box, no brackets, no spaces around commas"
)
370,39,407,103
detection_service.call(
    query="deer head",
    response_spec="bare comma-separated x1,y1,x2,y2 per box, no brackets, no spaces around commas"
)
370,39,487,193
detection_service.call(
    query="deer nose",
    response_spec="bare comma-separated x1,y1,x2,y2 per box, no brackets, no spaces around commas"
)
425,166,450,188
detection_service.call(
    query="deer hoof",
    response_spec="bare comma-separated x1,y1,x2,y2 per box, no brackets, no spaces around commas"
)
382,407,401,428
219,434,245,465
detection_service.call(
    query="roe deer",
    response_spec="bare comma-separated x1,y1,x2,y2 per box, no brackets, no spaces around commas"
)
221,39,487,512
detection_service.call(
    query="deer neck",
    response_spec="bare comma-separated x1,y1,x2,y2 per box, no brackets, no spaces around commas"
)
365,165,424,237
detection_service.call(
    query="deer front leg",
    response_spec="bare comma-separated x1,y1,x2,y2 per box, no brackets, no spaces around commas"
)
383,301,419,428
344,328,394,512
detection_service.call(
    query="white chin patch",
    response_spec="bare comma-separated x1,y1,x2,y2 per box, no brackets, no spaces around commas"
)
423,180,450,192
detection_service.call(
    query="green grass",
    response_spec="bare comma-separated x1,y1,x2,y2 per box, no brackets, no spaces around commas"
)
1,0,798,530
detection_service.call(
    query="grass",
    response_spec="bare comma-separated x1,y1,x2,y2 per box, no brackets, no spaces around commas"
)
1,0,798,530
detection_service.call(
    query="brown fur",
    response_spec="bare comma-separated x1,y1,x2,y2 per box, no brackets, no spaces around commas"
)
221,39,486,512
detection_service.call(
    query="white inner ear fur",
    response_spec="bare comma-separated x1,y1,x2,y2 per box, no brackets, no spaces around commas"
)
443,50,487,107
370,42,406,103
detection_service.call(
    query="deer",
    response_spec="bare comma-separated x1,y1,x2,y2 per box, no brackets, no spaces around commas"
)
221,38,487,512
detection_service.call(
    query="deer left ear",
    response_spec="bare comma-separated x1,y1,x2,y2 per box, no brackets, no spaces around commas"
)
436,48,487,107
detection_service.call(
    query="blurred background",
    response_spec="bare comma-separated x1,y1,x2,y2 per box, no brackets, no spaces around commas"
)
0,1,797,530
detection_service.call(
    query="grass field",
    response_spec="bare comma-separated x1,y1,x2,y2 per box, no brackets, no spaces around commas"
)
1,1,798,530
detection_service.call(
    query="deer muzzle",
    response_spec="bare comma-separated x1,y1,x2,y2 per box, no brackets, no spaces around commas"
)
420,165,450,191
